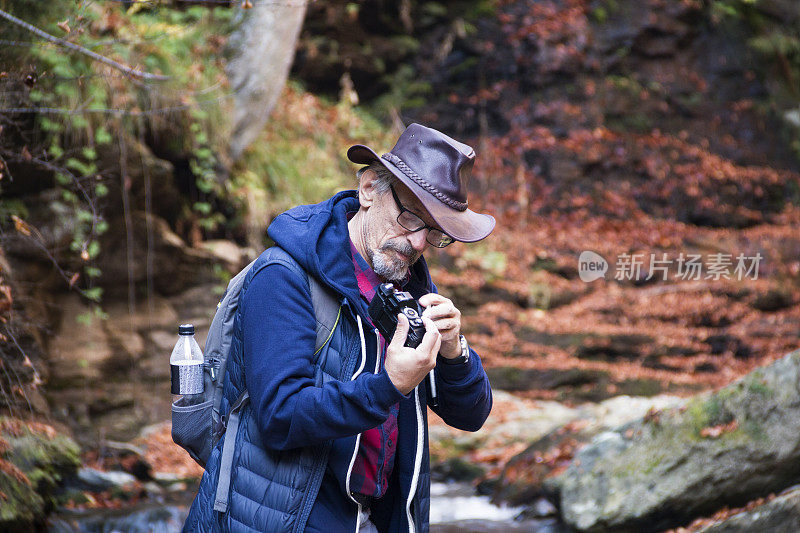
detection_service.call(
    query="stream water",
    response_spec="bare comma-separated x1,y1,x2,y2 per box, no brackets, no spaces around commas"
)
48,482,567,532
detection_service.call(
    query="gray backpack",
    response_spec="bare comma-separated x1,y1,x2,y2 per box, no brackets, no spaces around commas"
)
171,246,340,481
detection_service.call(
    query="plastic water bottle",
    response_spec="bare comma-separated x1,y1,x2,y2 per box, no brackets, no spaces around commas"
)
170,324,204,406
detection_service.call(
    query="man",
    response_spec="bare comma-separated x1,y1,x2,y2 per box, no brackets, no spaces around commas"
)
183,123,495,533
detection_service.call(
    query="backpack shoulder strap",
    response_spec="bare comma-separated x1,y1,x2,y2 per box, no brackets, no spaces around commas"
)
256,246,340,354
309,276,341,355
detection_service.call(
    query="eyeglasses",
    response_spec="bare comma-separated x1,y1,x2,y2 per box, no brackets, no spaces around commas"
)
389,185,455,248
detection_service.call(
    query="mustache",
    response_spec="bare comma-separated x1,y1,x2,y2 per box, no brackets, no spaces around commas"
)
381,240,418,262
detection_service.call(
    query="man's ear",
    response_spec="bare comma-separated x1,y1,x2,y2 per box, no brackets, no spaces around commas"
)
358,169,378,208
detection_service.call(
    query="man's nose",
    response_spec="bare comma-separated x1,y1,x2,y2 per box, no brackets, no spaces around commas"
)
408,230,429,252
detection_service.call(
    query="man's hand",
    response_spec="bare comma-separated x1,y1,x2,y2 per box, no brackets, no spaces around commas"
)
384,313,441,395
419,293,462,359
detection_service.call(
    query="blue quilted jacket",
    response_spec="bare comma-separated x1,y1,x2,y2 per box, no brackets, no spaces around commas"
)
183,190,493,532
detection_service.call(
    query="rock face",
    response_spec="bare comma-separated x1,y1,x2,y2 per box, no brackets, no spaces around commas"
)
555,348,800,532
44,282,221,447
0,250,49,416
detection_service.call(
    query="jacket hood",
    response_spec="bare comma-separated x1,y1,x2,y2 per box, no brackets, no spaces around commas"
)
267,190,432,320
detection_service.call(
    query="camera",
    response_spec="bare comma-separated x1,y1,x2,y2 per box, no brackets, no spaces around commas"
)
368,283,426,347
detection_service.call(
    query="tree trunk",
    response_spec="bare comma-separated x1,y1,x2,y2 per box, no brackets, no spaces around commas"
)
226,0,309,161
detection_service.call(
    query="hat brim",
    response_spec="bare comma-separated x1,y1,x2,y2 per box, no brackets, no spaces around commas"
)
347,144,496,243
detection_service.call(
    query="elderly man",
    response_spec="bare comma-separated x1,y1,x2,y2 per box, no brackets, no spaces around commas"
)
183,123,495,533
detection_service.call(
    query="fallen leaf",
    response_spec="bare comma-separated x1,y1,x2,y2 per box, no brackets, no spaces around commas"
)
700,420,738,439
11,215,31,236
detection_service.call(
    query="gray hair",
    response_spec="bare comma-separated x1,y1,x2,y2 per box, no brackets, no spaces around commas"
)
356,162,398,195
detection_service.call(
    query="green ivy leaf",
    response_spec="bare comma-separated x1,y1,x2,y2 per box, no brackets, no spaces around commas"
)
66,158,87,173
95,128,112,145
84,286,103,302
55,172,72,186
76,312,92,327
52,63,75,78
93,305,109,320
55,84,79,99
49,144,64,159
197,179,214,193
87,241,100,259
40,117,63,133
71,115,89,129
193,201,212,215
76,209,93,223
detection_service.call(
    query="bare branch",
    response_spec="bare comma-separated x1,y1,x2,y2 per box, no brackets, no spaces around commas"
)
0,8,170,82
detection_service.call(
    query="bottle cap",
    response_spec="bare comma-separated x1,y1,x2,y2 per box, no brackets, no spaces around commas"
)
178,324,195,335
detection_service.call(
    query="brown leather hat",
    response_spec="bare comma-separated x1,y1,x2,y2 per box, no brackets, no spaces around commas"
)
347,123,495,243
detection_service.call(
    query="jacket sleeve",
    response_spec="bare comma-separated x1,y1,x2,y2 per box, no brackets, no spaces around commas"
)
427,281,493,432
241,263,407,451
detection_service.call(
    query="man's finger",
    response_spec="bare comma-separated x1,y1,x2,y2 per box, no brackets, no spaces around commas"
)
391,313,410,346
431,332,442,363
431,318,458,333
418,316,441,354
419,293,448,308
422,304,456,320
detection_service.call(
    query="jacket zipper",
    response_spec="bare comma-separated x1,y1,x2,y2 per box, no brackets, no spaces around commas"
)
405,385,424,533
346,315,368,518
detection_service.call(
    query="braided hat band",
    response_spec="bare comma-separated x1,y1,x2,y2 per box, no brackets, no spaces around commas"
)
381,153,468,212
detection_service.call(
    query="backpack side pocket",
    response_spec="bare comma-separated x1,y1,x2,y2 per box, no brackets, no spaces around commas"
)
171,398,214,466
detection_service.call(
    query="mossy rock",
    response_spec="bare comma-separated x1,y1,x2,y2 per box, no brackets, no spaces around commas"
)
0,417,80,531
557,348,800,532
431,457,486,483
486,366,610,393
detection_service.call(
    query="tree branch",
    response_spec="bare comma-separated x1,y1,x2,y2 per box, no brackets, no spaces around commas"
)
0,8,170,82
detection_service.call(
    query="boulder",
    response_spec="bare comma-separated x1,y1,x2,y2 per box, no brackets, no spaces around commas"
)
74,468,137,492
0,417,81,530
555,348,800,532
492,395,684,507
697,485,800,532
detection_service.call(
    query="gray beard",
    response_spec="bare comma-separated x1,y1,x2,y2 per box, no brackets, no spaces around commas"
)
369,241,417,282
